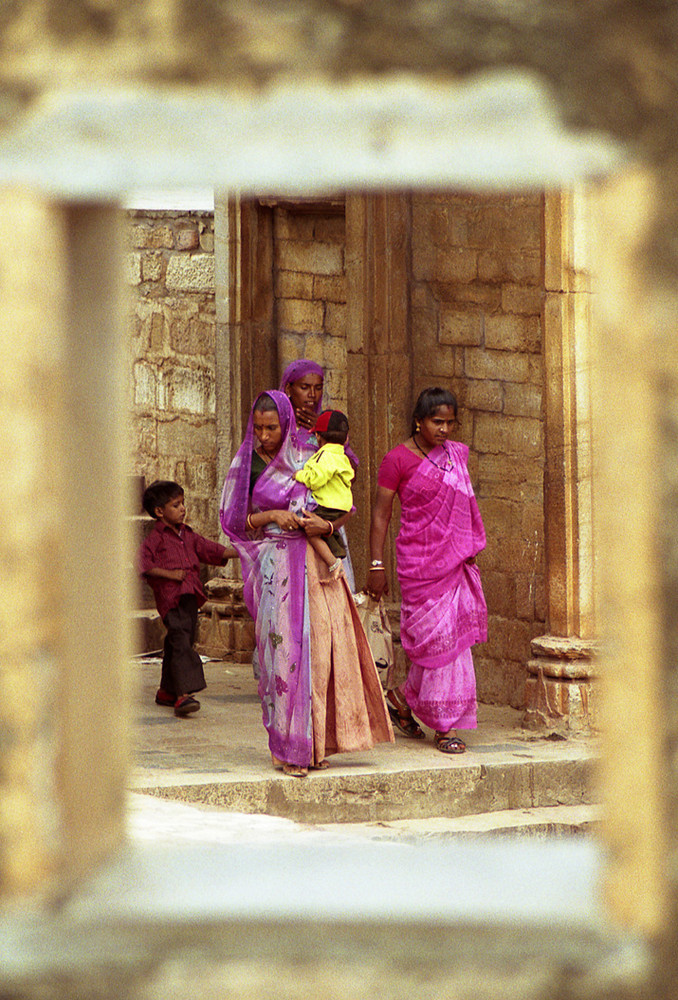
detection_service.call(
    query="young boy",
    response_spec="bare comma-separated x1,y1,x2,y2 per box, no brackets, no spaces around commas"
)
294,409,354,581
138,480,237,717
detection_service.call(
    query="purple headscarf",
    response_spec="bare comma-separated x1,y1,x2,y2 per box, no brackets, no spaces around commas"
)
219,391,314,766
279,357,358,466
279,359,325,410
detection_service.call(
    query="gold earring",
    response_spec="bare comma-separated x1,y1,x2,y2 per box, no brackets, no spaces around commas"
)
415,423,421,431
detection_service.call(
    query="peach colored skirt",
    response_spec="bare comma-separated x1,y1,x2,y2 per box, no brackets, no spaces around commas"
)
306,548,394,764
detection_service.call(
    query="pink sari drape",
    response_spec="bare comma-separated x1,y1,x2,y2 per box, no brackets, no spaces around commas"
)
397,441,487,730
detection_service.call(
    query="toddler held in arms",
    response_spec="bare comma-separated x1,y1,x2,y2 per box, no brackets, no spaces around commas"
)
294,409,354,582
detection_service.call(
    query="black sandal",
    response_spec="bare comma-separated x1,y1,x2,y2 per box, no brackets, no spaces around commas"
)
434,731,466,754
387,690,425,739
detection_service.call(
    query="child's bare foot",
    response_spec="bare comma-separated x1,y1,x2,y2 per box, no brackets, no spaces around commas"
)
328,558,344,582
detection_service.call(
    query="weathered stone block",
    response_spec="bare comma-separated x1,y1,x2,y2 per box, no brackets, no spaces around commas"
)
501,283,543,314
474,654,527,709
468,199,542,250
274,212,315,241
439,307,483,346
176,227,200,250
165,254,215,293
464,347,530,383
319,333,347,371
182,458,217,493
166,366,214,415
130,224,174,249
277,297,324,332
170,312,215,356
412,244,477,283
275,270,314,299
141,250,164,283
504,382,543,418
275,240,343,275
199,229,214,252
125,252,142,285
314,275,346,302
465,379,503,412
477,251,541,285
325,301,346,337
485,313,541,353
411,304,438,347
314,216,345,243
442,281,502,310
156,415,216,457
481,570,517,618
133,360,157,407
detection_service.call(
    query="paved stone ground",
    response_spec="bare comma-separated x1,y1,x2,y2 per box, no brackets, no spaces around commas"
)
129,657,600,844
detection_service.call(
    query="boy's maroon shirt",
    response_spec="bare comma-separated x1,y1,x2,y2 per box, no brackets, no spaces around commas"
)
138,521,227,619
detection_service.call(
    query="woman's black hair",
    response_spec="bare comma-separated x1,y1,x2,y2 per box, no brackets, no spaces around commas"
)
142,479,184,518
411,387,458,436
253,392,278,413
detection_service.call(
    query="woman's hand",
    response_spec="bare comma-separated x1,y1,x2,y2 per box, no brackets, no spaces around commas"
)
294,406,317,431
298,508,333,537
268,510,303,531
365,568,389,601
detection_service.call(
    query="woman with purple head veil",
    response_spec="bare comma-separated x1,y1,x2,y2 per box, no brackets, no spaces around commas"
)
280,359,357,589
220,390,393,777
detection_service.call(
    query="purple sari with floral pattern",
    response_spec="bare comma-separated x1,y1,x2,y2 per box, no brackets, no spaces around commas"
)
219,392,315,765
397,440,487,730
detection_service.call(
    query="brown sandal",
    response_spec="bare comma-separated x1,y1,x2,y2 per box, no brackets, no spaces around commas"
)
386,689,425,739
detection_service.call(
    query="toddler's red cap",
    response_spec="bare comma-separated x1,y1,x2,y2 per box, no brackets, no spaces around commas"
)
314,409,346,434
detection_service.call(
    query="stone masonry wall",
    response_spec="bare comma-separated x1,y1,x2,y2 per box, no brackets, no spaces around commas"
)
127,210,217,542
272,203,348,408
410,192,546,708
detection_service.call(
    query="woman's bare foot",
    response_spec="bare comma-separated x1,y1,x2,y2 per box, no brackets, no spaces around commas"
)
282,763,308,777
310,759,330,770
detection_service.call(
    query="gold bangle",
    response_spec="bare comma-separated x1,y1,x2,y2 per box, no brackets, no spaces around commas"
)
246,513,255,530
325,520,334,536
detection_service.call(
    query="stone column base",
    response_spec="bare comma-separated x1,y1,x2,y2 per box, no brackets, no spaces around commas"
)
195,578,256,663
522,635,598,733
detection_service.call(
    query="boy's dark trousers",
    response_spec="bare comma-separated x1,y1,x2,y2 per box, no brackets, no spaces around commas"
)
313,505,347,559
160,594,206,697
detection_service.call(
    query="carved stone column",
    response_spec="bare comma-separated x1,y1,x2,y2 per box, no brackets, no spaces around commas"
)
214,193,278,494
344,193,414,600
523,189,598,732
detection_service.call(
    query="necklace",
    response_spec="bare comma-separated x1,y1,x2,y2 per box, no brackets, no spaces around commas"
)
412,435,454,471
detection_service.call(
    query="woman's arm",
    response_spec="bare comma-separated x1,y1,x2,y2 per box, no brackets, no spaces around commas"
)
248,509,303,531
365,486,396,600
298,507,352,538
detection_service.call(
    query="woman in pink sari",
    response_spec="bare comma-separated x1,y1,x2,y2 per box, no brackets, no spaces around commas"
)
220,390,393,776
365,388,487,754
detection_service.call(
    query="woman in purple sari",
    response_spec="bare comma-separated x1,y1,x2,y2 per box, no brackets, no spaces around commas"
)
220,390,393,777
365,388,487,754
280,358,357,589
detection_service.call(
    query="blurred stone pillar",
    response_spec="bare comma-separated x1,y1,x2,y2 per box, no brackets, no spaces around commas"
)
523,189,598,732
345,193,414,599
589,167,670,940
0,192,130,899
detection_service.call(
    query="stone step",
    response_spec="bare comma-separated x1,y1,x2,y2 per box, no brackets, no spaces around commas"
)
136,754,595,826
311,803,600,842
